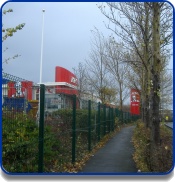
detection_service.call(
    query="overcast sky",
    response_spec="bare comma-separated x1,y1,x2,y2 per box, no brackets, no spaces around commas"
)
2,1,173,84
2,2,113,83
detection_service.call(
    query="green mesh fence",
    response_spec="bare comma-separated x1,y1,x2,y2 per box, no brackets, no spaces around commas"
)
2,86,39,173
2,82,140,173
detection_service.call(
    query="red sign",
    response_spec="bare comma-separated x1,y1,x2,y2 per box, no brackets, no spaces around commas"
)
55,66,78,95
55,66,78,85
130,89,140,115
7,81,33,100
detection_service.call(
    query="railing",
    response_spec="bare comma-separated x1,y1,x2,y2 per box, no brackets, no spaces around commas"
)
2,84,140,173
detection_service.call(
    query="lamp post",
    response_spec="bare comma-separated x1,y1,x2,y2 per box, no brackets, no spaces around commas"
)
39,9,45,84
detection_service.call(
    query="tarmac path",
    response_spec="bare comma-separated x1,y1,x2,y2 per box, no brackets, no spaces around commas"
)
165,122,173,129
80,125,137,174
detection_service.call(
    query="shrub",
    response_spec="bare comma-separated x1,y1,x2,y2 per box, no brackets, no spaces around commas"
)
2,113,39,172
132,121,173,172
2,113,61,173
132,121,150,172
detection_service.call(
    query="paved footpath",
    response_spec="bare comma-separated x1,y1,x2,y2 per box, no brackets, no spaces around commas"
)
80,126,137,173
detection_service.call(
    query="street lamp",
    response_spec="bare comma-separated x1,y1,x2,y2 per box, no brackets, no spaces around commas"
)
39,9,45,84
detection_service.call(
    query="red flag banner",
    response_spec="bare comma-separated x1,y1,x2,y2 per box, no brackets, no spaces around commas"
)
130,89,140,115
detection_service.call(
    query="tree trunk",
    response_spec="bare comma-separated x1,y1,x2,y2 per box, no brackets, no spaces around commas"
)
150,2,161,146
142,2,151,127
149,3,162,171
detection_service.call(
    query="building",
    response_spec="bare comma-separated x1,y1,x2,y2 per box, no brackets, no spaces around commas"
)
2,66,79,112
42,66,79,112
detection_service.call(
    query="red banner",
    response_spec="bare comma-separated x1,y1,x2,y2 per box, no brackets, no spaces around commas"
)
130,89,140,115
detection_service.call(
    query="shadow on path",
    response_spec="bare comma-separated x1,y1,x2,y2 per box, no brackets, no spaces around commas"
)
80,125,137,173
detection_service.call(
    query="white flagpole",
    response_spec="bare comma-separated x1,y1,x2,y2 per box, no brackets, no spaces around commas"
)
39,9,45,84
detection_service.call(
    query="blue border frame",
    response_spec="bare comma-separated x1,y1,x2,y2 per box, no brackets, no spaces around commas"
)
0,0,174,176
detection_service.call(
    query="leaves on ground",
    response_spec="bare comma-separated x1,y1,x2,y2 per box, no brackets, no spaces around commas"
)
132,121,173,172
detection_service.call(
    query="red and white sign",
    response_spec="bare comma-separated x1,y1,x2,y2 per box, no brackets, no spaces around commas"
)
7,81,33,100
130,88,140,115
55,66,78,95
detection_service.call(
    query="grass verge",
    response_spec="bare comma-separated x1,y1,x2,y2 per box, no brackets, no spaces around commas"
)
132,121,173,173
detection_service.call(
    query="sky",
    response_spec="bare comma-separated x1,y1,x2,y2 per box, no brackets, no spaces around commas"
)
2,2,112,83
2,1,174,85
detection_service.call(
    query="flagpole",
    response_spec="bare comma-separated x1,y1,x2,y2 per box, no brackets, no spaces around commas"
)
39,9,45,84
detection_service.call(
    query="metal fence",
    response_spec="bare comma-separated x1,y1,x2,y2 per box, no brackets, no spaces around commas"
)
2,84,140,173
2,85,39,172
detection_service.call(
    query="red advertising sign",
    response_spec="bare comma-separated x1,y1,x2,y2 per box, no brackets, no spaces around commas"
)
55,66,78,95
130,88,140,115
7,81,33,100
55,66,78,85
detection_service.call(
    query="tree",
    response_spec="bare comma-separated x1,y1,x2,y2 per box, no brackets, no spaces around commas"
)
98,3,173,163
98,2,172,128
104,37,129,111
98,2,153,125
148,2,172,133
160,69,173,117
149,2,162,146
85,29,116,104
2,9,25,64
100,86,117,104
73,62,88,99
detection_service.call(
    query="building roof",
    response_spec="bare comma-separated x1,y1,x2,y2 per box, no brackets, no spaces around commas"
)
38,82,78,89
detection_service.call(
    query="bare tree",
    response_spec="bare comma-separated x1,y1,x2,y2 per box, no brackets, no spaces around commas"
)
104,37,129,111
85,29,117,104
98,2,172,129
98,2,153,125
73,62,88,99
160,69,173,114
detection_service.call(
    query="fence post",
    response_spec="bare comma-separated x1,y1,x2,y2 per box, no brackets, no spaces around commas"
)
116,108,118,118
124,112,126,124
108,107,111,133
103,104,106,136
128,112,131,123
72,95,76,164
97,102,101,141
128,112,130,123
121,110,123,124
112,108,114,131
88,100,91,152
38,84,45,173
